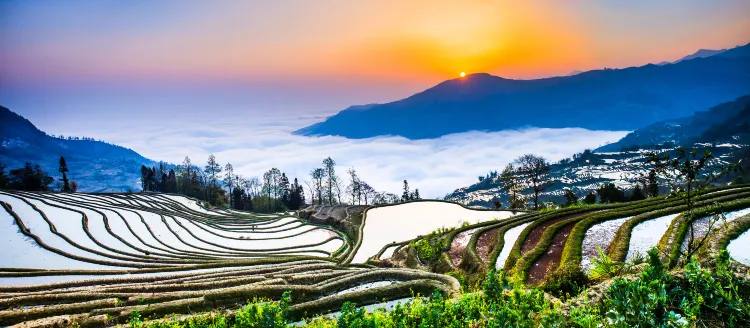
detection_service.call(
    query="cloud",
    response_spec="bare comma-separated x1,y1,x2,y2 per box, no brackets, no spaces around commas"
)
90,116,627,199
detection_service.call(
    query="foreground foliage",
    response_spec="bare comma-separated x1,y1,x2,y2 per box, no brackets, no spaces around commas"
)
127,249,749,328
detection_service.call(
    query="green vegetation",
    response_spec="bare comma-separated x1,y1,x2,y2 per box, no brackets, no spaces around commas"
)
124,249,749,328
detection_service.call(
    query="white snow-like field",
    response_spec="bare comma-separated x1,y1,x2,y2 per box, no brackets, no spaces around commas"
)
352,202,514,263
495,222,531,269
680,208,750,251
626,213,680,262
580,216,632,272
727,229,750,265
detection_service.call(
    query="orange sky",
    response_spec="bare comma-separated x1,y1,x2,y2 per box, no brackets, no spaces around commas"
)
1,1,749,89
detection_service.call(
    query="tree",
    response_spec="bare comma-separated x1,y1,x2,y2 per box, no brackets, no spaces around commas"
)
514,154,552,210
182,157,192,193
140,165,149,191
322,157,336,205
401,180,410,202
500,163,524,209
411,189,421,200
311,168,325,205
360,181,376,205
629,185,646,202
223,163,234,207
596,183,627,203
58,156,71,192
70,180,79,192
647,169,659,197
279,173,290,208
347,167,360,205
645,147,740,265
204,155,222,204
0,162,6,189
582,192,597,204
7,162,53,191
563,189,578,207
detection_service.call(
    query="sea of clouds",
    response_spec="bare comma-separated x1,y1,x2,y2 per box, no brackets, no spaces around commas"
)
87,112,627,199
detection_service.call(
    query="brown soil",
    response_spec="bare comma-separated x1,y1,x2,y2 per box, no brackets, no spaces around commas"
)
526,222,576,285
475,228,500,262
520,212,591,255
448,228,481,266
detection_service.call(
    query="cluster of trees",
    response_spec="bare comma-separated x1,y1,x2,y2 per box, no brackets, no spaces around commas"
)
305,157,415,206
496,154,553,210
142,155,413,213
495,152,665,210
0,156,78,192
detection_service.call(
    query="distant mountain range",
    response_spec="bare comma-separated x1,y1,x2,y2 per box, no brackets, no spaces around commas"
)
0,106,155,192
296,43,750,139
445,95,750,207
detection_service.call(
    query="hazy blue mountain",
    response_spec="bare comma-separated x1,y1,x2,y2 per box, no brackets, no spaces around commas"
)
673,48,727,63
296,43,750,139
0,106,156,192
597,95,750,152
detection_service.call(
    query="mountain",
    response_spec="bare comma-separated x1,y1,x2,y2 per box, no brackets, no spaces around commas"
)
445,96,750,207
0,106,156,192
674,48,727,63
597,95,750,152
296,43,750,139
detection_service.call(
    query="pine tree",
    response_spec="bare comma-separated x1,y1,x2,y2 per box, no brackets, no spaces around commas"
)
401,180,410,202
58,156,71,192
279,173,290,208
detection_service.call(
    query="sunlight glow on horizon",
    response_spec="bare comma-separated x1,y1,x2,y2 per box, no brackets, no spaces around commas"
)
1,1,749,91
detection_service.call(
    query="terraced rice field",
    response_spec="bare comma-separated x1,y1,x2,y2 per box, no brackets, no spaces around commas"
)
4,186,750,326
374,185,750,287
0,192,458,327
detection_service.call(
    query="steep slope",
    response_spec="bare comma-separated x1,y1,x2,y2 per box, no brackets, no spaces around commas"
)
0,106,156,192
296,43,750,139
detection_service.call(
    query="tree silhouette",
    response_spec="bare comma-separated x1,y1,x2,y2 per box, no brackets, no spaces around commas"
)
58,156,71,192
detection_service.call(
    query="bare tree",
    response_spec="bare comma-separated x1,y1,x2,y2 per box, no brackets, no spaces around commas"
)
347,167,360,205
500,163,523,209
514,154,552,210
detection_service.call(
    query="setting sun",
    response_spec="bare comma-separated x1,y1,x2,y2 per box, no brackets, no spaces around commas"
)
460,72,466,77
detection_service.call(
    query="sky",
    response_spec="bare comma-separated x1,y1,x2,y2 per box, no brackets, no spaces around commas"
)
1,1,748,197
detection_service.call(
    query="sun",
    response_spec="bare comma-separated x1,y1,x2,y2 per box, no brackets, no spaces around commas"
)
460,72,466,77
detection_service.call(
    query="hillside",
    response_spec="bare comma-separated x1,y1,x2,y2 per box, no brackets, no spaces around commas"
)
296,43,750,139
0,106,155,192
597,94,750,152
445,96,750,207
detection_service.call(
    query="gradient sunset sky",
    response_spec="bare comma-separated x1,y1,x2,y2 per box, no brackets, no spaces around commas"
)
1,0,749,129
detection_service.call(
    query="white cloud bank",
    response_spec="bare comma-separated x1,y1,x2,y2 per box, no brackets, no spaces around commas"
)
88,114,627,199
